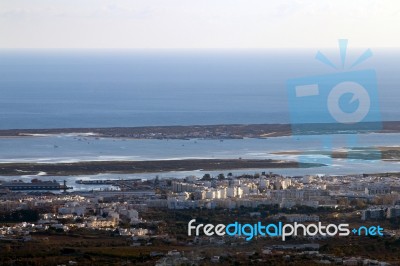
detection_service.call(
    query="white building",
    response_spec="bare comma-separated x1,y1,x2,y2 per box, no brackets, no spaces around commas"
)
362,208,385,221
386,205,400,219
365,185,391,195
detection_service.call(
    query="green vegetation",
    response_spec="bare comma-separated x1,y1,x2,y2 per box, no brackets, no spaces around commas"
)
1,205,399,265
0,210,39,223
0,159,323,176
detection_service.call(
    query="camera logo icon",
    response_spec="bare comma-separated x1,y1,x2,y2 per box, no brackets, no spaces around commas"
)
287,40,381,134
286,40,382,164
327,81,370,124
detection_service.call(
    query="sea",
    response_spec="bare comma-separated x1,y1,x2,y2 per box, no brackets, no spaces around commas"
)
0,49,400,190
1,49,399,129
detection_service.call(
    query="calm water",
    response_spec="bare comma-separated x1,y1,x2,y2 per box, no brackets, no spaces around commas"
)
1,50,400,188
0,133,400,190
0,132,399,163
0,50,399,129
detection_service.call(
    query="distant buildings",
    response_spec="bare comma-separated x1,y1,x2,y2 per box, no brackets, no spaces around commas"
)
362,205,400,220
365,184,391,195
387,205,400,219
362,208,386,221
165,175,338,210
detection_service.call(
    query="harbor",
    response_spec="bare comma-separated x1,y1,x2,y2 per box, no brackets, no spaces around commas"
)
0,179,72,191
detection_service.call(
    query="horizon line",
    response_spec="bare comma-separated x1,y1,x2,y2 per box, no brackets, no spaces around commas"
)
1,47,400,52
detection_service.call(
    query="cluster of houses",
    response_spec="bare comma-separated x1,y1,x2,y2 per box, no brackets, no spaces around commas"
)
150,174,400,211
362,205,400,220
1,173,400,243
0,193,149,241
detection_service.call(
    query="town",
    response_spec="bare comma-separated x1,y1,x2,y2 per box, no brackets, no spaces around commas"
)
1,172,400,265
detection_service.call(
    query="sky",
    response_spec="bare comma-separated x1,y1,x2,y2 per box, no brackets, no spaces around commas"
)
0,0,400,49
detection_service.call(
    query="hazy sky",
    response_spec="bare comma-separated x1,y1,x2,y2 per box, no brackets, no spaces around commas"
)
1,0,399,49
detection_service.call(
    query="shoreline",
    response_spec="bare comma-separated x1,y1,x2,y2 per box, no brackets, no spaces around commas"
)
0,121,400,140
0,159,323,176
272,146,400,161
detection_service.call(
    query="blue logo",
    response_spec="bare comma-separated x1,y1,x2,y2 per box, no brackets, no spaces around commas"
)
188,219,384,241
286,40,382,164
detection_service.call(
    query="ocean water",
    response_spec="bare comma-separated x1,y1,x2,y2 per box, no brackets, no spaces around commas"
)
0,49,399,129
1,50,400,184
1,132,400,191
0,132,399,164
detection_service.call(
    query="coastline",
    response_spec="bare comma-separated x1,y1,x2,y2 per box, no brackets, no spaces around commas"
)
1,121,400,140
272,146,400,161
0,159,323,176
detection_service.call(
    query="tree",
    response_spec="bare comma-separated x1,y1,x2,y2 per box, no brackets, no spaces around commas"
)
217,173,225,180
201,173,212,181
154,175,160,186
350,199,367,209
